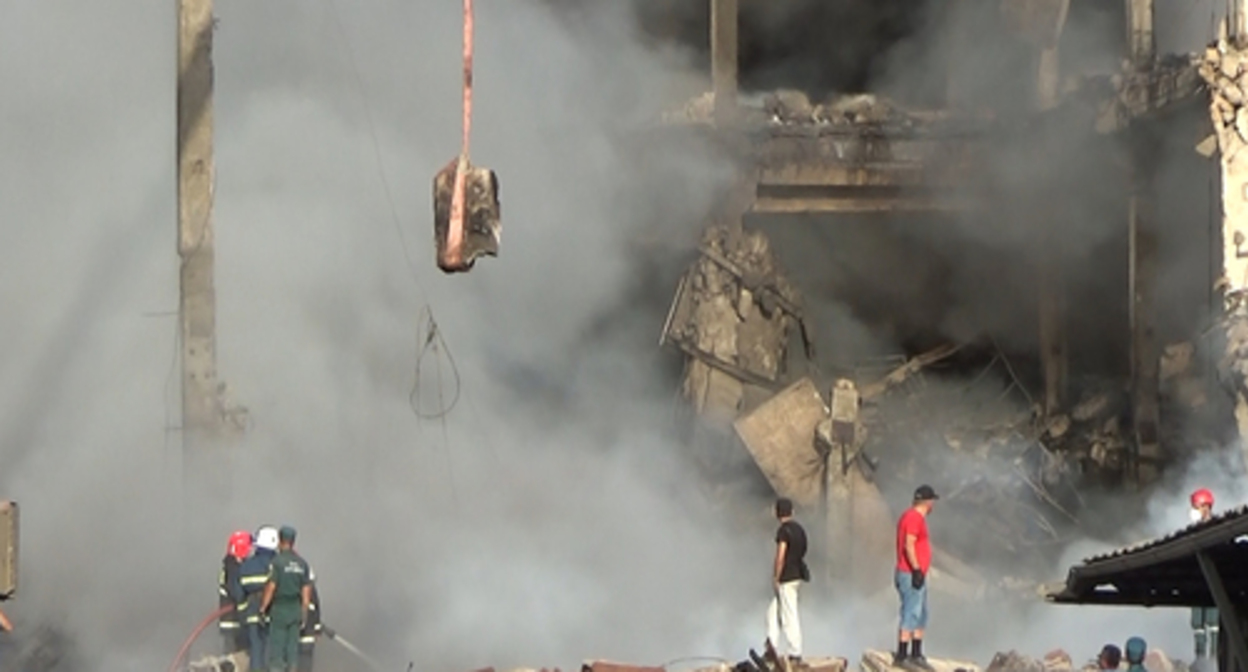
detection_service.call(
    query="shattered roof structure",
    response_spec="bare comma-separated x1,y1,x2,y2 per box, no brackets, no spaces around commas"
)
1047,505,1248,607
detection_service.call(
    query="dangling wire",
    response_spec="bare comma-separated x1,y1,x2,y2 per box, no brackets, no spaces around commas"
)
324,0,466,424
409,307,462,420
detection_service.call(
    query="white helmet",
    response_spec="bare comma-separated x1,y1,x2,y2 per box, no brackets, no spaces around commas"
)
255,526,280,551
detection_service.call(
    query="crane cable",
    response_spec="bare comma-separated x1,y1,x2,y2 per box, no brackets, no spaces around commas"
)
445,0,475,263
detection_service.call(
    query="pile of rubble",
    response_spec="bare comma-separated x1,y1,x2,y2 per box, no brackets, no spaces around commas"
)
459,647,1179,672
658,90,939,129
983,648,1181,672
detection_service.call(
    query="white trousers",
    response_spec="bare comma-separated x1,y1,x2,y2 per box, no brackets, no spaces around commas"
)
766,580,802,657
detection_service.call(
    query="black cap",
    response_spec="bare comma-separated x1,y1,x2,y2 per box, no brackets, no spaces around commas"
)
913,484,939,502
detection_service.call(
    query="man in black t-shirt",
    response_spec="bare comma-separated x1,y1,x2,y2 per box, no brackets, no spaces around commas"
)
767,498,808,663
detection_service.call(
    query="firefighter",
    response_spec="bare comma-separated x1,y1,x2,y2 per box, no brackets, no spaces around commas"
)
240,525,280,670
1189,489,1218,664
219,530,252,655
261,525,312,672
297,567,322,672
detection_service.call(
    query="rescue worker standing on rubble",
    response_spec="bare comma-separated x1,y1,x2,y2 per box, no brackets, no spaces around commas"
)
766,497,808,665
219,530,252,655
297,566,323,672
241,526,281,669
262,525,312,672
894,485,938,672
1189,488,1218,666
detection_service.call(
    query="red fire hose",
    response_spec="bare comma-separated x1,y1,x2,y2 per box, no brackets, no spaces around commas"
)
165,604,231,672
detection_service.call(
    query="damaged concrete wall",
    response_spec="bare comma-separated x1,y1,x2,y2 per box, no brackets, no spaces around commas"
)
664,225,805,420
1200,42,1248,461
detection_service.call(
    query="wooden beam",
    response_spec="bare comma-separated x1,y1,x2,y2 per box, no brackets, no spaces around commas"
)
710,0,738,127
1197,552,1248,672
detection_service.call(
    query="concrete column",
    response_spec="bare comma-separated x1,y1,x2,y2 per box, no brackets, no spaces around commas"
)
1128,153,1161,485
1126,0,1155,67
178,0,221,446
1036,45,1067,416
711,0,738,126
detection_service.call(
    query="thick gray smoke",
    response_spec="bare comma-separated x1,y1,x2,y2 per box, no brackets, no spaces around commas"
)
0,0,1232,671
0,1,755,670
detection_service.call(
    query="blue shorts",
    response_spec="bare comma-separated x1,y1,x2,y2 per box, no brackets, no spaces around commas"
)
895,569,929,631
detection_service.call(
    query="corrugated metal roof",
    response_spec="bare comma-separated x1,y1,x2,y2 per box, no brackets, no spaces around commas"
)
1077,504,1248,565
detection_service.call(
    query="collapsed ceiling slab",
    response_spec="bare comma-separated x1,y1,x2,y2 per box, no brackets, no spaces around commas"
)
732,377,828,508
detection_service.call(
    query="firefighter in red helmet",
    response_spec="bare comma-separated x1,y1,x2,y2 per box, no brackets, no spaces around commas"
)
218,530,253,655
1189,489,1218,666
1190,489,1214,523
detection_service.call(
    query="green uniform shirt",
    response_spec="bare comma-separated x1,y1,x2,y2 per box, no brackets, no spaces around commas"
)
268,550,311,623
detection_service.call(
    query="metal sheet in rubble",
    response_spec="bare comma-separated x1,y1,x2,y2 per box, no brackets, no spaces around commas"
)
733,378,827,507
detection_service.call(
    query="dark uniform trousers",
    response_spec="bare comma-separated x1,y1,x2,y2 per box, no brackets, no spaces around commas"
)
218,556,247,655
297,584,321,672
239,551,276,669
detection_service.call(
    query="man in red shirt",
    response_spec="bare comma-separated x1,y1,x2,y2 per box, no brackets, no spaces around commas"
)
894,484,937,671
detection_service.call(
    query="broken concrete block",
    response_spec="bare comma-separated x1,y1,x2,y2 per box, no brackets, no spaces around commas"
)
1235,107,1248,143
986,651,1044,672
582,662,664,672
1043,650,1074,672
1143,650,1174,672
737,300,786,381
692,294,740,361
734,378,828,507
1071,392,1110,421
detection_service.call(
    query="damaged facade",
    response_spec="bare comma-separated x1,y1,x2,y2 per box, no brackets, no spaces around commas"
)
650,0,1244,604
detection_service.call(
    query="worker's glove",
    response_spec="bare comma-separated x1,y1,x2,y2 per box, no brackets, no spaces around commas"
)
322,626,336,639
911,570,925,589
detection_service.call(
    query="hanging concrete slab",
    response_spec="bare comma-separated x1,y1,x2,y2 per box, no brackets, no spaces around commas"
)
733,377,827,507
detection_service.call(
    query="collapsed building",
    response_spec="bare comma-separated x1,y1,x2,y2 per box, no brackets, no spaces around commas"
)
635,0,1248,604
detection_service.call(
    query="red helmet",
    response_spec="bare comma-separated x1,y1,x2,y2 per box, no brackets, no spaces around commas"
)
227,530,253,561
1191,488,1215,509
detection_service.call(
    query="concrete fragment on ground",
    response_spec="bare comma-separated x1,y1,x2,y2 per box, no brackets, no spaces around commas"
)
582,662,665,672
985,651,1046,672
